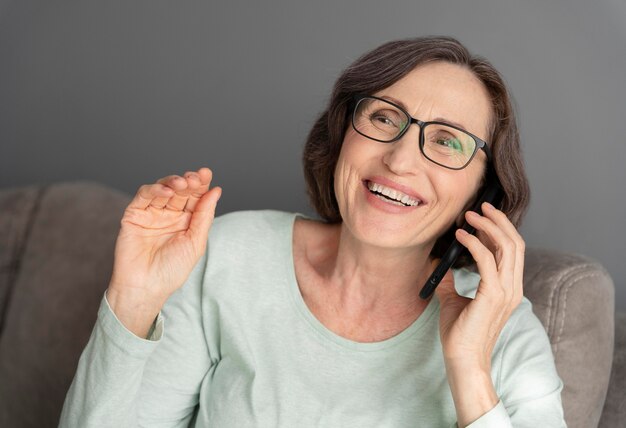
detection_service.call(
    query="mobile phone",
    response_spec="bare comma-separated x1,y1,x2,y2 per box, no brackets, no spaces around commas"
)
419,168,505,300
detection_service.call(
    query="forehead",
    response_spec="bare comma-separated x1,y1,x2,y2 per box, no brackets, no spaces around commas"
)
372,61,493,141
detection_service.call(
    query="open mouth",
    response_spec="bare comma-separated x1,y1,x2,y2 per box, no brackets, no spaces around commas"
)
363,180,421,207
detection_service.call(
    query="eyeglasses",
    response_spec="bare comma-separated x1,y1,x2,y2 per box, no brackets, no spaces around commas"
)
351,94,492,170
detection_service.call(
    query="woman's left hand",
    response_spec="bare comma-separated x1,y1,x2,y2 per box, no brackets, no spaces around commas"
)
433,201,525,371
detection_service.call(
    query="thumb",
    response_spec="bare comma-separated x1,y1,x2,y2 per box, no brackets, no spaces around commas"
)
187,186,222,248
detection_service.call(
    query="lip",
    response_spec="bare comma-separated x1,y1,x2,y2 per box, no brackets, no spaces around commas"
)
362,180,420,213
363,175,427,204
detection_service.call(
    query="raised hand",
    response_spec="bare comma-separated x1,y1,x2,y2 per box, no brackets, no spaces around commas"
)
106,167,222,337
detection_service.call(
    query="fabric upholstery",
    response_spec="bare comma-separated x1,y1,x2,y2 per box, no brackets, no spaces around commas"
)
523,248,615,428
0,182,130,427
599,311,626,427
0,185,43,331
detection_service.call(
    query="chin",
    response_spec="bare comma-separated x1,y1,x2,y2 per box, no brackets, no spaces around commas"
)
346,211,424,249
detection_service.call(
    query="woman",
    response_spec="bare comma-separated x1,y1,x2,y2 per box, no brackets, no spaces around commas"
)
60,36,566,427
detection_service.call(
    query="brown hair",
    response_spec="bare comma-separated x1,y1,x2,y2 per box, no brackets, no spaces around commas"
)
301,35,530,268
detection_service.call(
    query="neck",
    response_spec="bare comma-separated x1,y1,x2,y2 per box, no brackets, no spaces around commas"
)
317,221,435,316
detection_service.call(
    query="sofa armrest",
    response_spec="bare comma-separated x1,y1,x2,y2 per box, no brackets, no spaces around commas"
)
523,247,615,428
599,310,626,427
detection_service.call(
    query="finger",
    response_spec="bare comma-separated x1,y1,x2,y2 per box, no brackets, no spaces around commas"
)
464,210,515,272
183,169,214,213
481,202,524,249
186,186,222,250
480,202,525,302
128,183,175,210
185,167,213,212
148,175,188,209
454,229,501,299
512,250,525,304
196,167,213,185
164,172,203,211
464,211,517,302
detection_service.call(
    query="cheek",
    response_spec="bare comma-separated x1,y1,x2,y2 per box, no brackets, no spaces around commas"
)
450,171,485,224
333,136,377,208
433,170,481,223
335,136,359,178
333,154,361,207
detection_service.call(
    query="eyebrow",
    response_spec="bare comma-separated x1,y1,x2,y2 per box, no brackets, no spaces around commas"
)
379,94,471,133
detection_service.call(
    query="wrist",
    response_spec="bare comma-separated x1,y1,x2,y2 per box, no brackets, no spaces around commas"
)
105,287,165,339
445,364,499,427
444,355,491,373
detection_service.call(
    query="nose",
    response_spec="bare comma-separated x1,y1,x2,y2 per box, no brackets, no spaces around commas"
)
382,123,429,174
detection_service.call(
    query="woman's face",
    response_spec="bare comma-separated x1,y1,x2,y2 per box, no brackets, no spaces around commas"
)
333,61,493,250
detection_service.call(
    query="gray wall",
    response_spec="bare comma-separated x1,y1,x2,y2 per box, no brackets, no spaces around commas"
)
1,0,625,311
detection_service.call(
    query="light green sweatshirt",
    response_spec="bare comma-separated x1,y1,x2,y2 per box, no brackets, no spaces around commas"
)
59,209,566,427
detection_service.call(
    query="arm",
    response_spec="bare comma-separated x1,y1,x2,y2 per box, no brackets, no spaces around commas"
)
446,301,567,428
444,362,504,427
58,249,213,428
437,203,565,427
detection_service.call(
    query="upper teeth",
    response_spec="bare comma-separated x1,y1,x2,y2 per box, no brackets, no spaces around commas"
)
367,181,421,206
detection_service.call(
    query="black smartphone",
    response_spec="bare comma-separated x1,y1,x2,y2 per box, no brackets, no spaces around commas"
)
419,168,505,300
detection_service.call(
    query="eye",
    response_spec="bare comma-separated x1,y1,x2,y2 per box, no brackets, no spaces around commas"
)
373,115,394,126
433,134,464,152
369,109,402,129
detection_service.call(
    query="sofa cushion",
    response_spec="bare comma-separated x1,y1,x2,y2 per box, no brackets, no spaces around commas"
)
0,181,132,427
0,184,44,332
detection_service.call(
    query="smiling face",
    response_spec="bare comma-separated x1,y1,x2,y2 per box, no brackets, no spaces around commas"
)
333,60,493,250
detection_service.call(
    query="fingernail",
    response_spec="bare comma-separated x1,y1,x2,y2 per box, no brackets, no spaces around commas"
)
456,228,469,236
483,201,494,210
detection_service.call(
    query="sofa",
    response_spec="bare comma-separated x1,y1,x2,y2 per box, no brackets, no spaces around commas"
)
0,181,624,427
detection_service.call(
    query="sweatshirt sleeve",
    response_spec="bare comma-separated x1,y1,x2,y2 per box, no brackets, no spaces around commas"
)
58,246,213,428
450,299,567,428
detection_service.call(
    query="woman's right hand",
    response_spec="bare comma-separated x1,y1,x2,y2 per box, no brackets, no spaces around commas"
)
106,167,222,336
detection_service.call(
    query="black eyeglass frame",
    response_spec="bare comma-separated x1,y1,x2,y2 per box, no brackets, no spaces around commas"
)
350,94,493,170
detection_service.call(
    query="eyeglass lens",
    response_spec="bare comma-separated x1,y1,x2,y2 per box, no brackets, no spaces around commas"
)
353,97,477,169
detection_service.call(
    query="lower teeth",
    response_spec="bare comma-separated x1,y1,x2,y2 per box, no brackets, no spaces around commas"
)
373,192,409,207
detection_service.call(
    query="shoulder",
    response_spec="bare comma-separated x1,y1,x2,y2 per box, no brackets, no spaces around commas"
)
199,210,298,299
203,209,306,280
212,208,295,230
209,209,296,246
